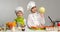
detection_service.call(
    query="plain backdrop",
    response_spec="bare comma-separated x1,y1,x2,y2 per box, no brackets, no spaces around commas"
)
0,0,60,26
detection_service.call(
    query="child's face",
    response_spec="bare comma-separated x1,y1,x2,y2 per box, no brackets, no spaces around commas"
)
31,6,37,13
16,11,23,17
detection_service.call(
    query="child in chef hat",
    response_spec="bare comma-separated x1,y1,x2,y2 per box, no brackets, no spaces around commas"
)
15,6,26,31
27,1,45,30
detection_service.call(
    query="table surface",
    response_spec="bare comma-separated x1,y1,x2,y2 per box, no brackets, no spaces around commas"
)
0,27,59,32
0,30,58,32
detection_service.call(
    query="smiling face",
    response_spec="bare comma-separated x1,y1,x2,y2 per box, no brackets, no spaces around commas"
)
16,11,23,17
31,6,37,13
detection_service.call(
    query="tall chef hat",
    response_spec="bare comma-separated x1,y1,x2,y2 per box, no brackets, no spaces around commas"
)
27,1,36,11
15,6,24,13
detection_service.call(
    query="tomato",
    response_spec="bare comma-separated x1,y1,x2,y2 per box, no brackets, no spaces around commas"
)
57,22,60,26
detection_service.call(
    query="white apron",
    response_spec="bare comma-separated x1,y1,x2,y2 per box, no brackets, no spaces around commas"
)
27,12,45,27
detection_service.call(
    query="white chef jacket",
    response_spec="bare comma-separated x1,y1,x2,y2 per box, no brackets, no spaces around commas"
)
27,12,45,28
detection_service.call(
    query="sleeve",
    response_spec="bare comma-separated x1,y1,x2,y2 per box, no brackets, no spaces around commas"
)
41,18,45,25
38,14,45,25
14,19,16,23
27,15,35,28
14,18,17,22
24,19,26,25
14,19,18,27
40,17,45,25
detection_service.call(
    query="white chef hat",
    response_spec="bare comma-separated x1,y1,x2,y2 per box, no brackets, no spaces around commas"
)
27,1,36,11
15,6,24,13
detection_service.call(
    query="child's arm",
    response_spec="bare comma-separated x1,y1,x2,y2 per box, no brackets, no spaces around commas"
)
14,19,18,27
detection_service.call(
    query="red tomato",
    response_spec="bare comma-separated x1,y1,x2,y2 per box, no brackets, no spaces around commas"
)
57,22,60,26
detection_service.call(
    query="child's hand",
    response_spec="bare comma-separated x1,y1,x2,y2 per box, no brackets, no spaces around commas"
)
21,25,25,27
40,26,45,28
31,26,38,30
39,24,45,28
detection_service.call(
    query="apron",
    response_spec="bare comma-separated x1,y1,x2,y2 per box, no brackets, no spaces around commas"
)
15,17,25,27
